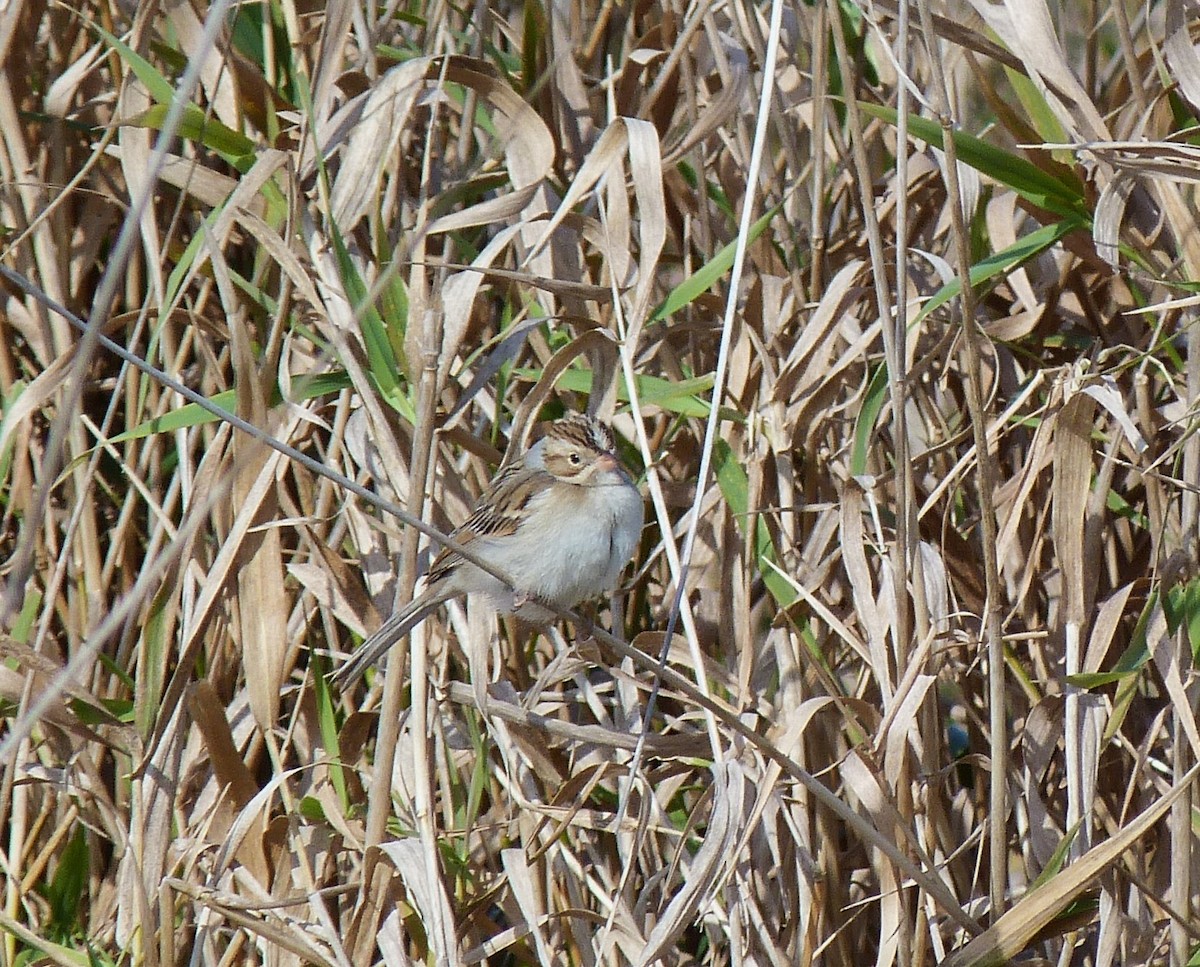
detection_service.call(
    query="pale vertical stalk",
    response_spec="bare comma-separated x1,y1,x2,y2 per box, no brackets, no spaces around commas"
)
1173,295,1200,960
1172,701,1192,967
412,621,447,961
3,738,28,965
1173,175,1200,967
1064,621,1082,857
892,0,928,660
823,0,918,678
660,0,786,751
892,7,922,961
407,342,442,749
360,57,450,965
158,877,175,967
808,0,827,294
913,0,1007,918
363,345,439,851
824,0,920,944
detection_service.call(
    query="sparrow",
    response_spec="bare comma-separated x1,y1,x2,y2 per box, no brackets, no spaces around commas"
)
332,414,644,686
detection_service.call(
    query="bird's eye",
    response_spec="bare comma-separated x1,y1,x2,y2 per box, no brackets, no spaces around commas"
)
568,451,583,466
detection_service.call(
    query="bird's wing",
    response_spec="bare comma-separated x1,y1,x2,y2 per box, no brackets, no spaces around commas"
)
425,464,553,583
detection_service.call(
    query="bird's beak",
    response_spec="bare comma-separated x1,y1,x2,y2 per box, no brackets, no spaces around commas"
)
596,452,619,473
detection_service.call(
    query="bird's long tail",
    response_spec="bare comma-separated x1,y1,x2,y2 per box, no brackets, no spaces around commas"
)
330,590,451,688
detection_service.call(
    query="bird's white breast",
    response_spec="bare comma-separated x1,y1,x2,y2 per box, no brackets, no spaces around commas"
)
476,479,643,609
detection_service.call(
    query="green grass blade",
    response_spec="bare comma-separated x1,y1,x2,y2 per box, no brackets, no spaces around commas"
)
514,365,743,421
713,439,796,608
859,102,1089,220
915,218,1084,326
650,205,781,322
327,224,415,423
130,103,255,159
88,20,176,106
109,372,353,444
851,364,890,478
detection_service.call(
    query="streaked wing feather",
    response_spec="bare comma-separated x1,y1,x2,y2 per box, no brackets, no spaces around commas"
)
426,465,552,583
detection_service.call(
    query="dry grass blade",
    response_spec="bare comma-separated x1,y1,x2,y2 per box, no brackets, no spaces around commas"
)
380,839,462,966
942,762,1200,967
1054,381,1097,857
636,762,747,965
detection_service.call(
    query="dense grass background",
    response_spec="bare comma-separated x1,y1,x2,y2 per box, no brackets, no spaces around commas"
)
3,0,1200,963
